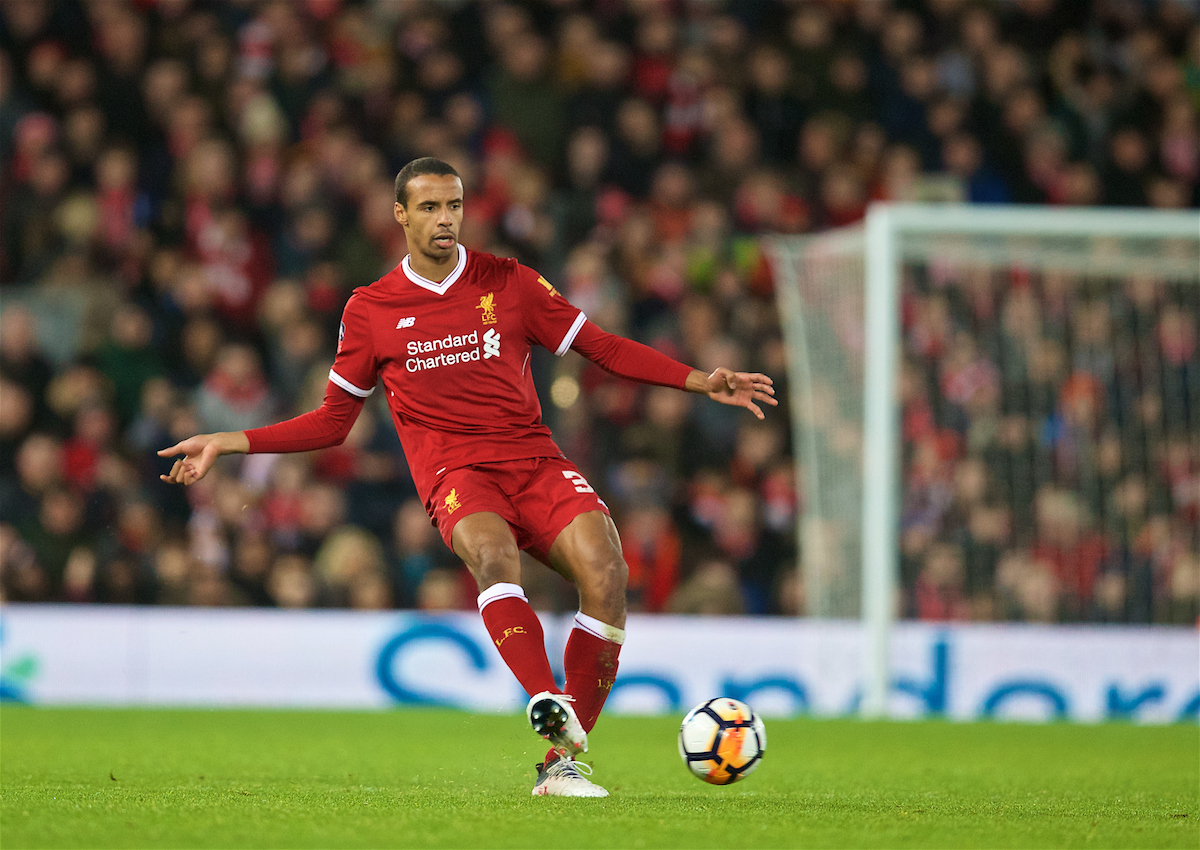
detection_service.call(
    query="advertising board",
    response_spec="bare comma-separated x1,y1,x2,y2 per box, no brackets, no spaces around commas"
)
1,606,1195,722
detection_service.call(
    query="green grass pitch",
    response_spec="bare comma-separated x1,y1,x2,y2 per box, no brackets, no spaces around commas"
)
1,707,1196,849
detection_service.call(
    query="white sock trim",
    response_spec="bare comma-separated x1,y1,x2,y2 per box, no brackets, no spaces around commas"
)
574,612,625,645
477,582,527,612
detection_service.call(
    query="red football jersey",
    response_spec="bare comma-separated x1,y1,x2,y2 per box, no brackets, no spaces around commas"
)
330,246,587,508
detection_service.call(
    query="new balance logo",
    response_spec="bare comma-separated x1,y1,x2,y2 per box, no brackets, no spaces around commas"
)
483,328,501,359
396,317,416,328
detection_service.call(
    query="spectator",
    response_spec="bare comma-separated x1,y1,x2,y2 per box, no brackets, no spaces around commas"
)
913,540,970,621
313,526,385,609
267,553,320,609
97,303,164,426
621,503,681,613
0,307,53,428
388,497,457,607
487,31,563,168
194,343,276,434
941,132,1010,203
1103,127,1151,207
666,558,744,615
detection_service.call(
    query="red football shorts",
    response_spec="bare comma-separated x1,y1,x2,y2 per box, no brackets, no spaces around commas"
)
427,456,611,561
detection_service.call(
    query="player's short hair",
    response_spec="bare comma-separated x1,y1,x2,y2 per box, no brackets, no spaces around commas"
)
394,157,460,206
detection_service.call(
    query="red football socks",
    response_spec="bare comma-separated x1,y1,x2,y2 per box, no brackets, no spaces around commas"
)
478,586,626,765
477,583,560,697
563,612,625,733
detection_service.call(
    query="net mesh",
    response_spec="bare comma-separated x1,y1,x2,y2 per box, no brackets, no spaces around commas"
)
770,224,1200,624
771,229,866,618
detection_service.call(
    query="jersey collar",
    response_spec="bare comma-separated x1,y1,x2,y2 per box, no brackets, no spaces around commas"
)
401,243,467,295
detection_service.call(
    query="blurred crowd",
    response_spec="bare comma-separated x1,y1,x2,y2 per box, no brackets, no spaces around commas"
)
896,262,1199,625
0,0,1196,623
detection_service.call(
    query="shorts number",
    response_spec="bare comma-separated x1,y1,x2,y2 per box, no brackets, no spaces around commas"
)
562,470,594,494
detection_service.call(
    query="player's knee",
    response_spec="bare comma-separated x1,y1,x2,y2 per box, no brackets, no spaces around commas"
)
470,538,521,587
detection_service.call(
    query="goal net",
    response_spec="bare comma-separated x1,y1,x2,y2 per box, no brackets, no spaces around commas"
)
767,204,1200,716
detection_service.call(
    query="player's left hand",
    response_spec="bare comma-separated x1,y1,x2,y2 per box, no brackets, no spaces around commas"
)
701,368,777,420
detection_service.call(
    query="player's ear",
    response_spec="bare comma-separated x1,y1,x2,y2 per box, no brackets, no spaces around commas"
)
394,201,407,226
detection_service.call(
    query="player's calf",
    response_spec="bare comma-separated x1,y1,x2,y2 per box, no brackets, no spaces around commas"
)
478,584,560,697
578,556,628,626
564,613,624,732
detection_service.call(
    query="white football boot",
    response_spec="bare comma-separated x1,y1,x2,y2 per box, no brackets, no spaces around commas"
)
526,691,587,756
531,755,609,798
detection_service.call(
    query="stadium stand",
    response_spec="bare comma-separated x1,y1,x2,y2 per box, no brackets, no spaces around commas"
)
0,0,1196,623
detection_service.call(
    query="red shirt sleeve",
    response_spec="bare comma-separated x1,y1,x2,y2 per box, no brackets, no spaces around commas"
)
516,265,588,356
245,380,365,453
328,292,378,398
570,320,694,390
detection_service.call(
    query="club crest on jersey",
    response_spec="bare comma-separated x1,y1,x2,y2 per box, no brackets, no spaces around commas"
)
537,276,559,297
444,488,462,514
477,292,497,325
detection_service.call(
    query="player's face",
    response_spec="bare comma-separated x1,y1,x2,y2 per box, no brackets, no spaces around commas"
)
394,174,464,262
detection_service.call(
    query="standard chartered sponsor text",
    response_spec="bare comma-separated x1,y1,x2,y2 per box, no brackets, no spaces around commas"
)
406,330,482,372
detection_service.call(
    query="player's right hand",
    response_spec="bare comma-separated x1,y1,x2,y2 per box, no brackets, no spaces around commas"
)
699,367,777,420
158,433,240,485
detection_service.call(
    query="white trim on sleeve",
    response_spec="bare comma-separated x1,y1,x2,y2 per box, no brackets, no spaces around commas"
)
328,368,374,398
554,311,588,357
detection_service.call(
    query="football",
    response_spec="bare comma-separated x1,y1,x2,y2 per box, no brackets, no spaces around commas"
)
678,697,766,785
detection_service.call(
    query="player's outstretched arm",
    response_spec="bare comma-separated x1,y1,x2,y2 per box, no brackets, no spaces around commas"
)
685,367,778,420
158,431,249,486
157,379,366,485
568,321,776,418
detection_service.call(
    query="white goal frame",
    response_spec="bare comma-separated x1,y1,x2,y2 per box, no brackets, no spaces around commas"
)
771,203,1200,718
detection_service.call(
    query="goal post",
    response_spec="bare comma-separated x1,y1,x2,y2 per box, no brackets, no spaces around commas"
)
768,204,1200,719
